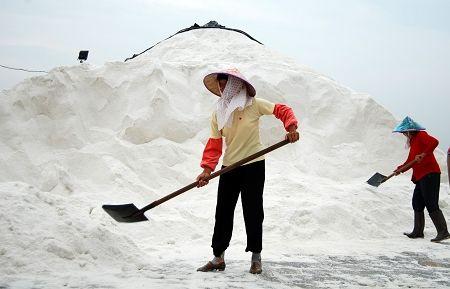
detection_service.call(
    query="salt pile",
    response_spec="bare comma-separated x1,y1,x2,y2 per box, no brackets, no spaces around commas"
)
1,28,448,288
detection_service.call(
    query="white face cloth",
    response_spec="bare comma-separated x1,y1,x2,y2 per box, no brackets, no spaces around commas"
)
216,75,253,130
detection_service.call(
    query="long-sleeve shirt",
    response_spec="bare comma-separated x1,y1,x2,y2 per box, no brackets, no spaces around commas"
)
201,98,298,171
397,131,441,182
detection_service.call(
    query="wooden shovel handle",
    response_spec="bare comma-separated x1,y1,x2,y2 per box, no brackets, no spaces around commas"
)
382,159,418,183
137,139,290,214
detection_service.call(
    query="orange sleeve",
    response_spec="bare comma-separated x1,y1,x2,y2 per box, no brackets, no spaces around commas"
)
273,104,298,131
200,138,223,171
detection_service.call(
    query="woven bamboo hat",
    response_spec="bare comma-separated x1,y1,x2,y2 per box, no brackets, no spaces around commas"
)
203,68,256,97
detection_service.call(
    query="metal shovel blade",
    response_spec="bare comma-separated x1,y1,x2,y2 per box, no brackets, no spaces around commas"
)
102,204,148,223
367,173,387,187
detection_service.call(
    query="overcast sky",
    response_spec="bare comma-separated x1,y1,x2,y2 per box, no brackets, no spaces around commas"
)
1,0,449,148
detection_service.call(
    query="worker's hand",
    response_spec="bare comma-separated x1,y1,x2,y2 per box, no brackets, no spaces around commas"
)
415,153,426,163
196,168,212,187
393,169,401,176
285,125,299,143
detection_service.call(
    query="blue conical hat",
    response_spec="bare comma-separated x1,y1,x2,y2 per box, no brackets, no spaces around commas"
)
393,116,426,133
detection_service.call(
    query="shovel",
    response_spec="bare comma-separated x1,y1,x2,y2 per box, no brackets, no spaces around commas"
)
367,159,417,187
103,139,290,223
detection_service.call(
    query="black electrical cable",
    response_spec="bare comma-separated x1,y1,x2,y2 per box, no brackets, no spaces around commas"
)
0,64,48,73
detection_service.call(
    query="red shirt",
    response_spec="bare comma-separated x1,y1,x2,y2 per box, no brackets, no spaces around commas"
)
398,131,440,182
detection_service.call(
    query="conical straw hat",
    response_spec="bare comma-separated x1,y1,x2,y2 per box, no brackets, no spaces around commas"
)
203,68,256,97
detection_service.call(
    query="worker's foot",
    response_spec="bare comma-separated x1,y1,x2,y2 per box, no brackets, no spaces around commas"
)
197,258,225,272
249,260,262,274
249,252,262,274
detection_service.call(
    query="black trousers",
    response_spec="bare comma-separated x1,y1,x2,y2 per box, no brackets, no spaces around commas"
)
212,160,265,257
412,173,441,213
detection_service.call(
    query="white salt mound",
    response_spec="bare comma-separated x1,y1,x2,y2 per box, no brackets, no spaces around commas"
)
0,29,448,285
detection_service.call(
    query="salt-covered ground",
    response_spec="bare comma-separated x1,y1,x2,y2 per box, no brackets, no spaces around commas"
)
1,29,449,288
